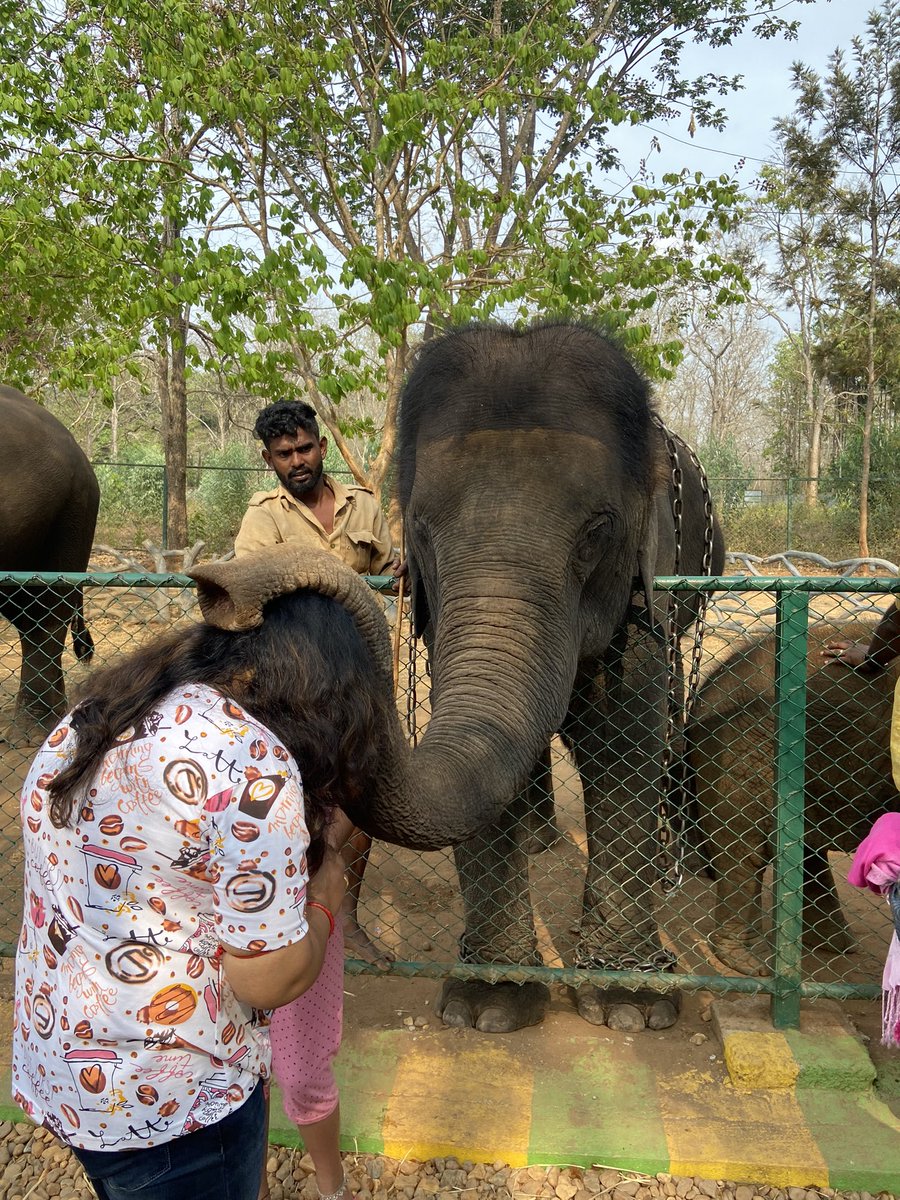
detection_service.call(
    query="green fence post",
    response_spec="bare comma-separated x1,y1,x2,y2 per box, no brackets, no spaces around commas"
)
771,584,808,1029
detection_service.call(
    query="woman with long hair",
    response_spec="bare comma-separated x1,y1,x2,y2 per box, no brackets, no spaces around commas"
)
13,580,382,1200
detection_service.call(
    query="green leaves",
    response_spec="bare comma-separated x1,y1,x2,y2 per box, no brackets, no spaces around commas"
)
0,0,792,486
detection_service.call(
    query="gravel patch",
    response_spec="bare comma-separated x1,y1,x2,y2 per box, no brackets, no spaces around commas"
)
0,1121,896,1200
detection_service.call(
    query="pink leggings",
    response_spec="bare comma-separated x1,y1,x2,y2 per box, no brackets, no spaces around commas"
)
268,924,344,1125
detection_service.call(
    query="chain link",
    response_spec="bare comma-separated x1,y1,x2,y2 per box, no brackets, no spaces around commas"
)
650,414,716,893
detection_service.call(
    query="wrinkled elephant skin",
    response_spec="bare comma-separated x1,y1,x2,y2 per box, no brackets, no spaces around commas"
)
688,619,899,976
385,322,724,1032
0,385,99,737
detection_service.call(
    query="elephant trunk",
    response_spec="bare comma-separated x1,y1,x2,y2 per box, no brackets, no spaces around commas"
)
367,607,571,847
190,545,574,851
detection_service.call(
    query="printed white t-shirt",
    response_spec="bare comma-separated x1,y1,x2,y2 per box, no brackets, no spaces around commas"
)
12,684,310,1151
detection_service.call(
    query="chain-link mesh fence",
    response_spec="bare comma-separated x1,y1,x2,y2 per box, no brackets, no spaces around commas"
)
1,566,897,1028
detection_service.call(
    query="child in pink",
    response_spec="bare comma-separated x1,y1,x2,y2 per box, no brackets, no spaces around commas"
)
263,806,384,1200
267,925,347,1200
848,812,900,1047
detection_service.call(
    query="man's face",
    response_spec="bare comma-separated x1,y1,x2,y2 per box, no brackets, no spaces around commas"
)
263,429,327,499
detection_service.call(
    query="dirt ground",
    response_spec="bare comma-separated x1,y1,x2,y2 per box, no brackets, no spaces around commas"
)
0,557,894,1048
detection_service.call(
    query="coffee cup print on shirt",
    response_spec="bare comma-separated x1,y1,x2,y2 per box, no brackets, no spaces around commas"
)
180,1070,232,1134
237,775,285,821
80,845,142,912
64,1048,124,1113
47,907,77,957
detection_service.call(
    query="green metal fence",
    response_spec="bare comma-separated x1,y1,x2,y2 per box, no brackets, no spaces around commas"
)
1,568,897,1030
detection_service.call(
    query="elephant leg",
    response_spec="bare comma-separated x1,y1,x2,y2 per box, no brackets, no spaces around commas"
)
568,639,681,1031
436,790,549,1033
803,845,856,954
692,753,773,976
521,744,560,855
709,837,770,976
2,588,70,736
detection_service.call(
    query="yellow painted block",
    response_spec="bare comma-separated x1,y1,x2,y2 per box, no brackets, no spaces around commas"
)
658,1070,828,1188
382,1039,534,1166
723,1031,799,1091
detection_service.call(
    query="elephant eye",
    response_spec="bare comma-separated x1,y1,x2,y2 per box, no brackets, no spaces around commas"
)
574,513,614,564
411,517,430,546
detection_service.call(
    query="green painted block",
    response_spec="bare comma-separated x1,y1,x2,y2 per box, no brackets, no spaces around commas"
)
870,1042,900,1100
528,1037,668,1173
796,1088,900,1192
784,1031,876,1093
0,1100,26,1125
334,1030,405,1156
267,1083,304,1149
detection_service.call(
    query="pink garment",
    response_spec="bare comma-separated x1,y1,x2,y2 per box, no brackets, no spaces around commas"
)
269,920,345,1125
848,812,900,891
848,812,900,1047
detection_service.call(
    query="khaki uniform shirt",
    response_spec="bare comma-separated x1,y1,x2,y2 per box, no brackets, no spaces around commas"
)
234,475,395,575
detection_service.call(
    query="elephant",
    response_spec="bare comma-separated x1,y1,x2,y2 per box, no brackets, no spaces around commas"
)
193,320,724,1034
686,618,900,976
0,385,99,735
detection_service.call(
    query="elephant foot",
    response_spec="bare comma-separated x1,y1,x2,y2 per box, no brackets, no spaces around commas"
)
710,933,770,977
2,714,48,749
574,984,681,1031
436,979,550,1033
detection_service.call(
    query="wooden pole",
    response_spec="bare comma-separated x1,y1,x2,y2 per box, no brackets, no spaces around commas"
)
392,527,405,695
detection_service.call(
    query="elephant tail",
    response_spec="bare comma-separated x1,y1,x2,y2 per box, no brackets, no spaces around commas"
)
70,593,94,663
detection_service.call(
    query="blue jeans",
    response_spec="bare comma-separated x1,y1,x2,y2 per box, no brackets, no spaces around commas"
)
71,1080,266,1200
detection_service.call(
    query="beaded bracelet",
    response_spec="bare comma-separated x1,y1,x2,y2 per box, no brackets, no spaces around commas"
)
307,900,336,937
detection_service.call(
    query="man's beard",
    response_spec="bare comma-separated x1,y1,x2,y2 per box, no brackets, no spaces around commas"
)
283,461,323,499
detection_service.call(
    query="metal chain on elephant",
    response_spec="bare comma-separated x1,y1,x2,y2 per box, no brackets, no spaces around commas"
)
650,414,716,894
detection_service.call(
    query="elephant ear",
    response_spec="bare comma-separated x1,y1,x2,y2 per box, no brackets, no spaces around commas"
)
408,560,431,639
188,543,393,678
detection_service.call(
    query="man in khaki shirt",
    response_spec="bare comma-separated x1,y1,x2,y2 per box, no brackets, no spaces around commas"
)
234,404,396,576
235,400,397,969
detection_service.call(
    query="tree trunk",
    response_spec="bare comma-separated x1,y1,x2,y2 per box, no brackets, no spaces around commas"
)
858,214,879,561
858,368,875,561
164,309,189,550
804,369,824,507
157,206,189,551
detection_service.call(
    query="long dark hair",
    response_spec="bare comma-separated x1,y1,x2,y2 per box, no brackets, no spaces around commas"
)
47,591,384,869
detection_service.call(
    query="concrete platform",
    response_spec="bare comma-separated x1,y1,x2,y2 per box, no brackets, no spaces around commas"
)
270,991,898,1192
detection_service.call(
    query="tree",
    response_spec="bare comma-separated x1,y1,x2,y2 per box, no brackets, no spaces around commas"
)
221,0,805,496
649,231,772,469
1,0,814,535
1,2,293,544
775,0,900,555
754,146,844,504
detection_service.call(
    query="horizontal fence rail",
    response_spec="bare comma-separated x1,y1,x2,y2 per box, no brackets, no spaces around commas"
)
1,571,897,1029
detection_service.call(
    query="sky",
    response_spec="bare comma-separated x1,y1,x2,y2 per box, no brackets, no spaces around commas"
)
612,0,872,188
